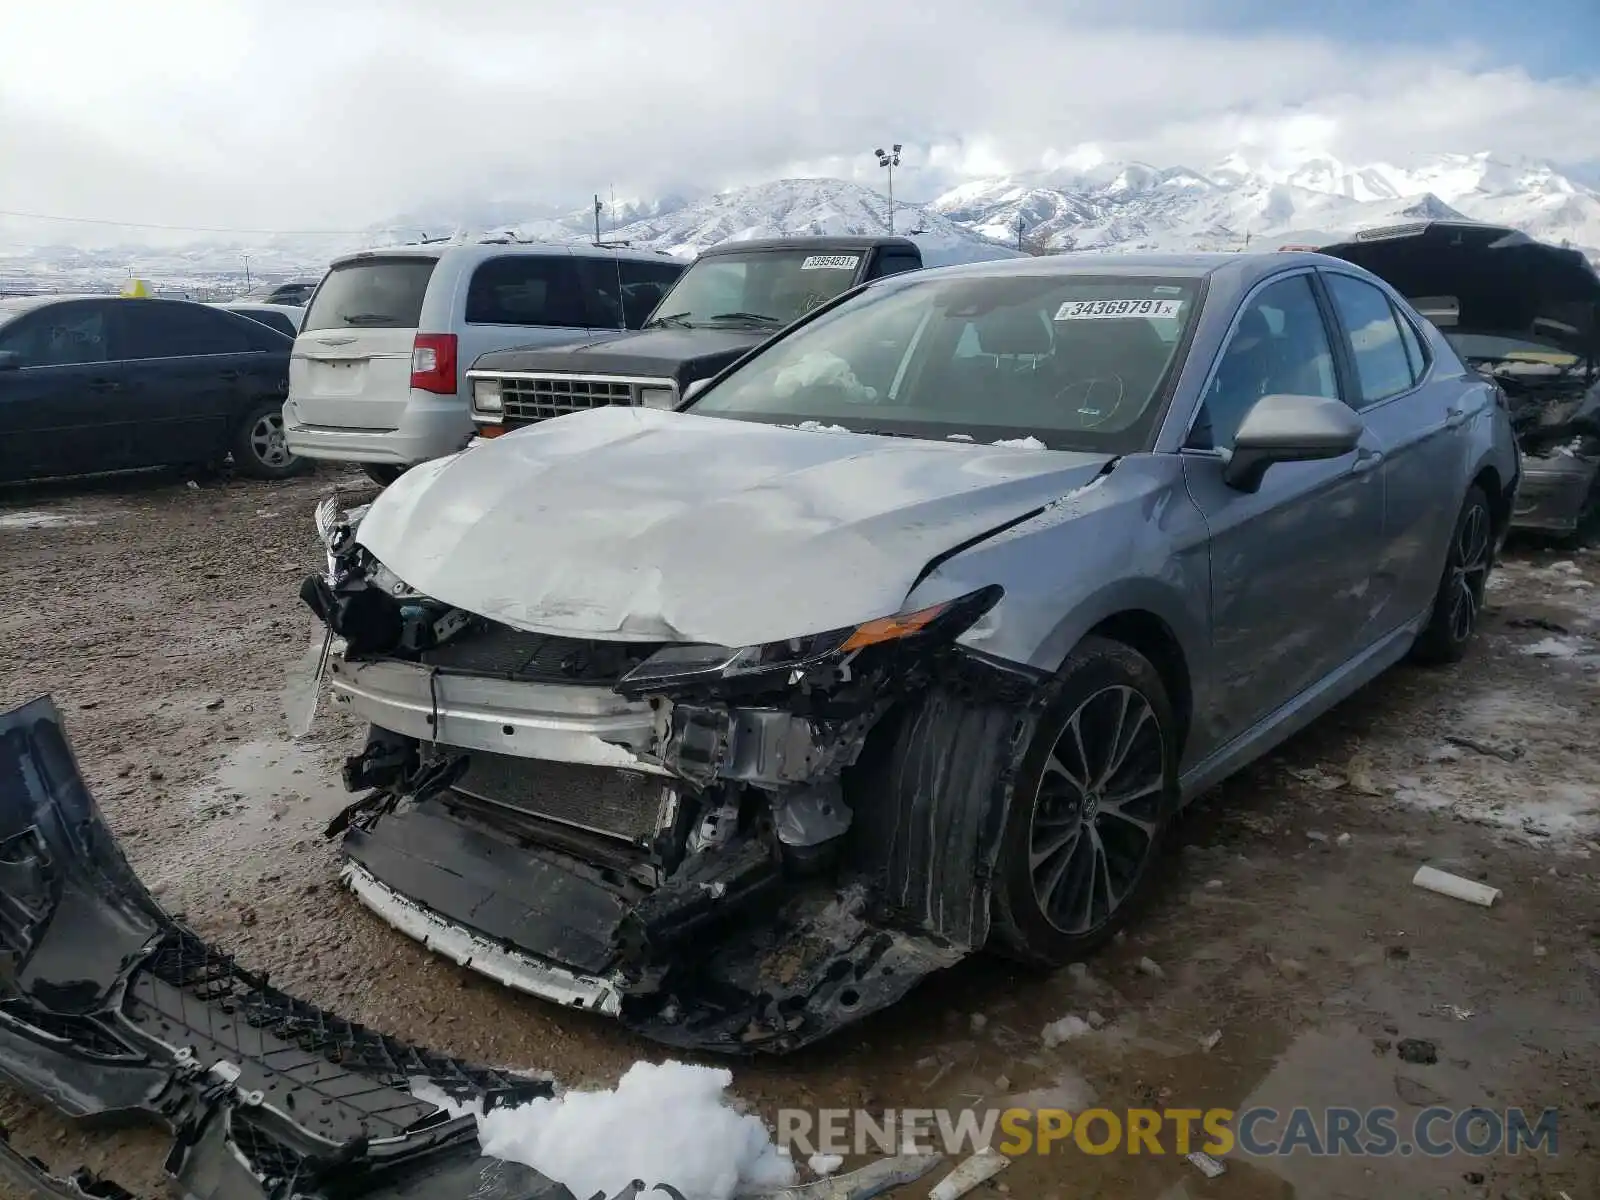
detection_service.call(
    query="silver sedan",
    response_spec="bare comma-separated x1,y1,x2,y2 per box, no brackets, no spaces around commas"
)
306,250,1521,1052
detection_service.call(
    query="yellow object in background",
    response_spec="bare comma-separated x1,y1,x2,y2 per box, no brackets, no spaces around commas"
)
120,278,151,298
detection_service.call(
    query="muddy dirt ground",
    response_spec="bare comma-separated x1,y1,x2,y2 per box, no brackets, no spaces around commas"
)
1,468,1598,1200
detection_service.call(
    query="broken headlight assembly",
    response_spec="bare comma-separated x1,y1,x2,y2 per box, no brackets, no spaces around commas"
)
613,585,1003,698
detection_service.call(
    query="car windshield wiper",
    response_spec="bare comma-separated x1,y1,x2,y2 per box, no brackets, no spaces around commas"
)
707,311,783,326
644,312,695,329
341,313,400,325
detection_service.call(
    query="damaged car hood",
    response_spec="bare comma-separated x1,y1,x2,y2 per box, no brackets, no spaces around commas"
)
356,406,1112,646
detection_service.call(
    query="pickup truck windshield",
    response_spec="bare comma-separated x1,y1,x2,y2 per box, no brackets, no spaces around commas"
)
687,273,1201,454
644,251,868,330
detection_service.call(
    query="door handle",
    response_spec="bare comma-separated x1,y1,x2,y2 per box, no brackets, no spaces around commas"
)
1352,447,1385,474
88,378,121,393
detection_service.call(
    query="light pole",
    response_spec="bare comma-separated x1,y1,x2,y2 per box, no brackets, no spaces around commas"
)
874,145,901,235
1016,217,1026,251
242,254,252,292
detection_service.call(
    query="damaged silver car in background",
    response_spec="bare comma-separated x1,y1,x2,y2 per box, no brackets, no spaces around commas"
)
300,251,1519,1053
1320,220,1600,536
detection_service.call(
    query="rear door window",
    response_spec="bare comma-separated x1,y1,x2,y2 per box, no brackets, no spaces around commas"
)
116,302,254,359
1325,274,1418,407
0,302,111,366
466,256,587,328
302,258,437,332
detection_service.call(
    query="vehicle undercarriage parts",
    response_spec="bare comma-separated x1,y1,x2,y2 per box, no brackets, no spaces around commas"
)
0,695,615,1200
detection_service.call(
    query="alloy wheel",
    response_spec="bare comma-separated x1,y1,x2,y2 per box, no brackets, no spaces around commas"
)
249,411,293,470
1029,684,1166,935
1447,502,1491,643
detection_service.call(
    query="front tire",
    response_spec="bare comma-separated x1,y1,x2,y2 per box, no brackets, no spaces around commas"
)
231,402,306,480
362,464,406,487
1411,485,1493,665
990,636,1178,967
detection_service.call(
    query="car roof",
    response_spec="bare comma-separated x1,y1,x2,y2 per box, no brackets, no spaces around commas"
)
898,250,1335,288
217,301,305,315
0,293,109,321
327,241,682,269
699,235,921,257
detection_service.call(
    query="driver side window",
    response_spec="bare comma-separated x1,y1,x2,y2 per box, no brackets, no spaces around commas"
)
0,303,111,368
1189,275,1337,451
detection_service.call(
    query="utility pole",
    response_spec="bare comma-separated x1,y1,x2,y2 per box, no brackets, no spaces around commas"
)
242,254,251,290
874,145,902,235
594,195,603,243
1016,217,1026,251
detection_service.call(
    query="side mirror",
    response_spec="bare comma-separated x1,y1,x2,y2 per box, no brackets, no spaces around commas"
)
683,378,712,403
0,351,20,372
1222,394,1364,493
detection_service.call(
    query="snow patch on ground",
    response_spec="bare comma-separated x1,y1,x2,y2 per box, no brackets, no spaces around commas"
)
1521,635,1592,660
0,510,96,530
414,1061,797,1200
807,1153,845,1176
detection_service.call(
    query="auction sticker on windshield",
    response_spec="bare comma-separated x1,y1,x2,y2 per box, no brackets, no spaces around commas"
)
1055,298,1182,320
801,255,861,270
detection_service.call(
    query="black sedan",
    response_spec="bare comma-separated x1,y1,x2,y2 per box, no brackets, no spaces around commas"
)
0,295,304,484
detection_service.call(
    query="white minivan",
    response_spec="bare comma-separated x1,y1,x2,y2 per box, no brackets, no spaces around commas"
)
284,241,684,483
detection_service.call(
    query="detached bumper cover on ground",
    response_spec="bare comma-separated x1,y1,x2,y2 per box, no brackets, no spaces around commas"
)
0,695,621,1200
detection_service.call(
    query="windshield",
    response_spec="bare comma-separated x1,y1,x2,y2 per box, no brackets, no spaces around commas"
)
645,250,866,330
302,257,436,332
686,273,1201,452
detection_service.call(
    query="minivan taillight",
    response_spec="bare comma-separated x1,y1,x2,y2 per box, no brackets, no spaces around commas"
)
410,333,458,394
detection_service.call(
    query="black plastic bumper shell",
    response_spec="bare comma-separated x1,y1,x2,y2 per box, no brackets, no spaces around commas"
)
0,695,586,1200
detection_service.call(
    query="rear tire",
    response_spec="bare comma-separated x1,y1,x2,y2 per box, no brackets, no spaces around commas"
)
1411,485,1493,665
230,401,306,480
362,464,406,487
990,636,1179,967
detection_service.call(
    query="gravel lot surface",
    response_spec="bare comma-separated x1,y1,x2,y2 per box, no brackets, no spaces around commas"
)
1,467,1597,1199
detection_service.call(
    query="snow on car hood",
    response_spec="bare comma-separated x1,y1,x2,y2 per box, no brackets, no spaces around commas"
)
356,406,1111,647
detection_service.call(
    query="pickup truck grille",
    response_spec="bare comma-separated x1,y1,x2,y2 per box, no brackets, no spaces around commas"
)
501,376,636,424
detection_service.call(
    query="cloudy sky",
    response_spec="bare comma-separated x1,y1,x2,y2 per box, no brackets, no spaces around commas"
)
1,0,1597,236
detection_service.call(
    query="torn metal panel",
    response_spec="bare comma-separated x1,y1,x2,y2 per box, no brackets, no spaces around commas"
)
0,695,596,1200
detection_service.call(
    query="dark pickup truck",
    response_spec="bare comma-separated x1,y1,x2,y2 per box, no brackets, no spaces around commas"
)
465,235,925,434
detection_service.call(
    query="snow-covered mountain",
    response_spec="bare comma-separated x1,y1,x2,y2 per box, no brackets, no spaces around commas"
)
3,151,1595,297
496,178,1023,267
932,151,1600,257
